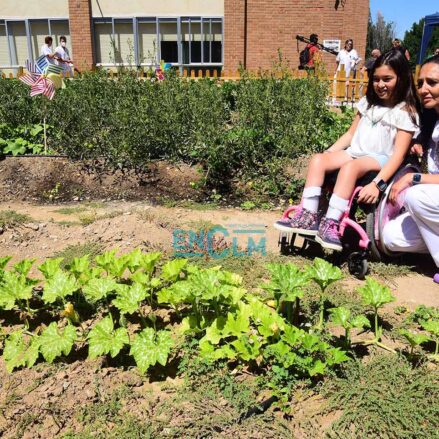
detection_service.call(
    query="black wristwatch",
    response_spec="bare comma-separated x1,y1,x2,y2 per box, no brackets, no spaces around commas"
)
373,177,387,192
412,173,422,185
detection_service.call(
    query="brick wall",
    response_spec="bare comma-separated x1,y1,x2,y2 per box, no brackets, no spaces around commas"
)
224,0,369,74
68,0,94,71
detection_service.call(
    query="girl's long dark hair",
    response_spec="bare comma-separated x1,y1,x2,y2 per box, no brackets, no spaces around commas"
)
366,49,420,124
418,54,439,147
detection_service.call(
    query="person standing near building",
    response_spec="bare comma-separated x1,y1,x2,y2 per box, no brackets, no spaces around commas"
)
392,39,410,61
54,35,74,77
305,34,320,69
40,36,57,64
362,48,381,76
336,39,361,101
336,39,361,78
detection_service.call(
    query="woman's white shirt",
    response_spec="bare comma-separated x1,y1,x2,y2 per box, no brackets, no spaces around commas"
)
428,120,439,174
54,45,73,75
345,96,419,159
40,44,56,64
336,49,360,76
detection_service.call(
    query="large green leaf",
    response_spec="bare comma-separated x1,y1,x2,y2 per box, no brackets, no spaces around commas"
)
88,315,129,359
399,329,430,347
13,258,35,277
329,307,351,329
421,320,439,338
3,331,40,372
161,259,188,282
39,322,77,363
42,270,78,304
0,256,12,271
306,258,342,291
68,255,91,278
95,250,117,272
112,282,148,314
264,263,309,302
82,277,117,303
140,252,162,274
129,328,173,374
358,277,395,310
0,271,33,310
223,308,250,337
38,258,64,279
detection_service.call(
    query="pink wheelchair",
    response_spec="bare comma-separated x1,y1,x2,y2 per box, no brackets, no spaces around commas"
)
277,162,420,278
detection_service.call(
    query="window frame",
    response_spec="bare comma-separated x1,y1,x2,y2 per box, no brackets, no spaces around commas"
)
93,16,223,71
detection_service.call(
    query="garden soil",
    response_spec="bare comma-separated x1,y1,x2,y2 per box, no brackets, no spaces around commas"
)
0,158,438,438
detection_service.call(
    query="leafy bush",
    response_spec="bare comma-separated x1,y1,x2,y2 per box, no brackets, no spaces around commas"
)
0,72,353,195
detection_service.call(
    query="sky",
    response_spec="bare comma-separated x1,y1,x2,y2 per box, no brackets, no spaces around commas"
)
370,0,439,38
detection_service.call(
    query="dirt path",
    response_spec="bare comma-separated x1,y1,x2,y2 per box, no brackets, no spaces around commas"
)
0,201,438,309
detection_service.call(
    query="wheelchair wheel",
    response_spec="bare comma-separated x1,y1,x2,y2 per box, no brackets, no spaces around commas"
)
279,234,290,255
365,205,382,262
347,252,368,279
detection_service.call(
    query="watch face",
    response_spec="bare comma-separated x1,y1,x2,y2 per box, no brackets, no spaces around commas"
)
377,180,387,191
413,173,421,184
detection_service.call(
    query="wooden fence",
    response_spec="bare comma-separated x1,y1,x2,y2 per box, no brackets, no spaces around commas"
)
1,65,369,104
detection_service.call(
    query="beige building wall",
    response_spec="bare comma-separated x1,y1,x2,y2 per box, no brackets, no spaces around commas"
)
90,0,223,17
0,0,69,18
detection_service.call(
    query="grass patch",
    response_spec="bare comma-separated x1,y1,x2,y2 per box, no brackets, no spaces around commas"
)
321,354,439,438
156,360,292,438
84,201,106,209
99,210,124,220
0,210,32,228
62,386,154,439
52,241,104,268
52,207,87,215
78,211,97,226
54,220,81,227
368,261,414,279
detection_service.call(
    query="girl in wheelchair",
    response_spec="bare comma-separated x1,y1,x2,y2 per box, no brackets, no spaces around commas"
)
274,50,420,251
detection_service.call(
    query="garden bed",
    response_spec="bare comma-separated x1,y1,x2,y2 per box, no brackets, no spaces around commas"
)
0,199,438,438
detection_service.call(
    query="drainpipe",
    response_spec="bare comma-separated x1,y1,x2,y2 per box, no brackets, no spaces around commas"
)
243,0,248,69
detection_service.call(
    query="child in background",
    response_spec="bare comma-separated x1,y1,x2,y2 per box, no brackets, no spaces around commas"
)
275,50,420,251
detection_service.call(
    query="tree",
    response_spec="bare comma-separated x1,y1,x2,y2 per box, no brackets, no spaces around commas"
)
366,11,396,57
403,18,439,68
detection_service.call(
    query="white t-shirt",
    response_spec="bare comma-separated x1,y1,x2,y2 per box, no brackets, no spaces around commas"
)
40,44,55,64
345,96,419,159
336,49,360,77
54,45,73,75
428,120,439,174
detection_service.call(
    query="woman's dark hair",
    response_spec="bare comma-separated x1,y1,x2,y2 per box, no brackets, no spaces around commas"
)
45,36,53,45
366,49,420,124
422,53,439,67
345,39,353,47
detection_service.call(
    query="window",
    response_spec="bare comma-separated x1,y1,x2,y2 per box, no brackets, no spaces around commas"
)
138,20,156,65
114,20,134,64
0,19,70,68
30,20,49,59
8,21,28,66
93,17,222,68
0,21,8,67
211,21,222,63
94,21,113,64
159,20,178,63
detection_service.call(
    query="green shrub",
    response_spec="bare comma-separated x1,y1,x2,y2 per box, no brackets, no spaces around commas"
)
0,71,353,196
